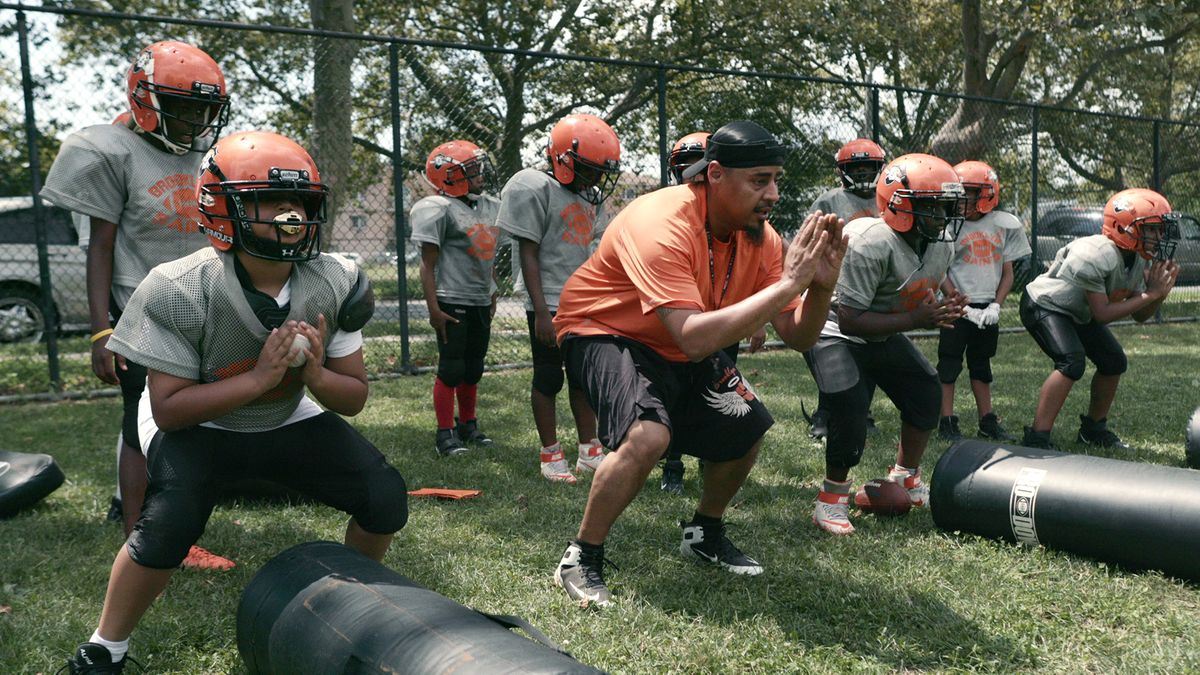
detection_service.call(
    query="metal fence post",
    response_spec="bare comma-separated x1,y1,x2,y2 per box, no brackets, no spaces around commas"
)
18,10,61,393
1029,106,1040,265
870,87,880,143
657,66,668,188
389,42,412,374
1152,120,1162,194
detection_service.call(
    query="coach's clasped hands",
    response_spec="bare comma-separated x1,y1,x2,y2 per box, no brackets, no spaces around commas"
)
784,210,848,295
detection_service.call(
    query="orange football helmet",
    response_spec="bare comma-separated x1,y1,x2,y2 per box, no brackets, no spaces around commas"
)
669,131,708,184
876,153,966,242
1103,188,1180,261
954,160,1000,217
197,131,327,262
835,138,886,194
424,140,496,198
546,113,621,205
127,40,230,155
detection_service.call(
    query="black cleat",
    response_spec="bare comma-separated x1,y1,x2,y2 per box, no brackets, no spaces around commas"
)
1077,415,1129,450
938,415,963,441
61,642,139,674
660,459,685,494
1021,426,1057,450
679,519,763,576
455,417,493,446
978,412,1015,441
435,428,469,457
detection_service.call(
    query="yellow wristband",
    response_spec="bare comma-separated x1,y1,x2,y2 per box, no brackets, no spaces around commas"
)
90,328,114,343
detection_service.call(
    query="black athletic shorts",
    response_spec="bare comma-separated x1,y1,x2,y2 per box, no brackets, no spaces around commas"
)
127,412,408,569
110,294,147,443
562,335,773,462
436,301,492,361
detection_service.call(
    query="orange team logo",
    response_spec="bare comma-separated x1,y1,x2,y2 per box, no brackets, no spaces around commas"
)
149,173,201,233
212,356,304,402
466,223,499,261
959,231,1002,266
897,277,939,312
559,202,594,247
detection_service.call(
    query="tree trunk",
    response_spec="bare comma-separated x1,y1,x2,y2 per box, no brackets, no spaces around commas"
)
309,0,358,251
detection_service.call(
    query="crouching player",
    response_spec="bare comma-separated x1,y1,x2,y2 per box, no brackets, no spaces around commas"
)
63,131,409,673
1020,188,1179,450
806,154,967,535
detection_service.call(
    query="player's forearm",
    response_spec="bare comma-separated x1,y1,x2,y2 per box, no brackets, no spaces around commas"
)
418,261,440,313
151,374,271,431
305,368,368,416
774,288,834,351
994,264,1014,305
85,237,116,332
1094,291,1163,324
838,307,918,338
517,240,550,314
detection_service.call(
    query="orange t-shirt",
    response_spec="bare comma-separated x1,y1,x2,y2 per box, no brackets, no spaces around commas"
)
553,183,799,362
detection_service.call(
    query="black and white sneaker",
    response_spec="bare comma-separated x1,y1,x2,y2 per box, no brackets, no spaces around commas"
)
1077,414,1129,450
105,496,123,524
554,541,616,607
679,520,763,576
455,417,493,447
61,642,138,674
435,428,468,457
660,459,685,494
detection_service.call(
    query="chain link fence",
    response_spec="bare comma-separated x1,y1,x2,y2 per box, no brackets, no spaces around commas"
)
3,5,1199,398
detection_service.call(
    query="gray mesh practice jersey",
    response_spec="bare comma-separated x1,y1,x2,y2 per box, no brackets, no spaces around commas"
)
108,248,360,432
807,187,878,222
1025,234,1147,324
946,210,1032,303
823,217,956,343
496,168,603,311
409,194,501,306
40,124,209,308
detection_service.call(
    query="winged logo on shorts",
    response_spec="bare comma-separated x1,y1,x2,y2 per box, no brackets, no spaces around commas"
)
703,389,752,417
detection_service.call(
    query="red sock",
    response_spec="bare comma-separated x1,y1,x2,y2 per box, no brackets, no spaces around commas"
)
433,378,455,429
457,383,478,423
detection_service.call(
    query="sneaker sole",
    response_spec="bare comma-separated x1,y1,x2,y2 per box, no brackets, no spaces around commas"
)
541,472,578,485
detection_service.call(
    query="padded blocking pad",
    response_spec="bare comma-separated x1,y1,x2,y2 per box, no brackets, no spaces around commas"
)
0,450,65,517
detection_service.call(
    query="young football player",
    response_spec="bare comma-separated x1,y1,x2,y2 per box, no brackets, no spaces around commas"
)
935,161,1031,441
1020,188,1179,450
40,41,234,570
803,138,887,439
61,131,408,673
806,153,967,535
497,113,621,484
411,140,502,456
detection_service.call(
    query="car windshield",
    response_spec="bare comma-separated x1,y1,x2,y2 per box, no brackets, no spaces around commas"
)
1040,207,1102,237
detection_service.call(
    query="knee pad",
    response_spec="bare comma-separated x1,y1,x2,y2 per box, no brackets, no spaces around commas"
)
437,359,466,387
354,466,409,535
936,357,964,385
895,372,942,431
966,353,993,383
532,360,565,396
126,491,213,569
822,386,871,470
463,357,485,386
1093,349,1127,376
1054,352,1087,381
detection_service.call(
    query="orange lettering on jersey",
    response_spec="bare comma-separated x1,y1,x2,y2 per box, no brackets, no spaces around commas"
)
717,366,756,402
559,202,594,247
959,230,1002,266
898,277,939,312
150,174,201,234
466,223,499,261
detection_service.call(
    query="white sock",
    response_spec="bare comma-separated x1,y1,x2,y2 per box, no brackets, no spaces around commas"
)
891,463,917,477
89,629,128,662
541,442,561,457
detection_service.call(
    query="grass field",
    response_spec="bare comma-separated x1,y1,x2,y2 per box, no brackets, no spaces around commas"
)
3,323,1200,673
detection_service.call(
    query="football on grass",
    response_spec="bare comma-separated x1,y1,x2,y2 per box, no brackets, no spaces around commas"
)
853,478,912,516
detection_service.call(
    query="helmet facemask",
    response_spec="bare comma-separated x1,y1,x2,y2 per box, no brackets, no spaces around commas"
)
838,159,884,195
1136,214,1181,261
201,169,327,262
457,156,498,196
905,193,967,243
136,80,230,155
962,184,996,220
568,150,621,205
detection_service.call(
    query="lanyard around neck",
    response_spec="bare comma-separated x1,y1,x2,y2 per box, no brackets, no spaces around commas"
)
706,223,738,309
